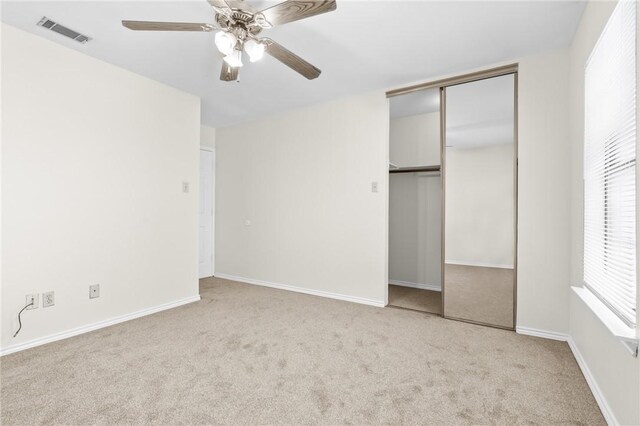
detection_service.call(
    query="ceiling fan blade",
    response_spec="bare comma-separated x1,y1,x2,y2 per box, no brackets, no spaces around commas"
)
264,38,321,80
220,62,239,82
206,0,236,21
258,0,336,27
122,20,215,32
207,0,231,9
227,0,255,12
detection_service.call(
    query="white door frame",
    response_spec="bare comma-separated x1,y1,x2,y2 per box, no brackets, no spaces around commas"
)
200,146,215,276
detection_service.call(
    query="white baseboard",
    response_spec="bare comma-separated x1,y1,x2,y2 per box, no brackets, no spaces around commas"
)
389,280,441,292
516,326,616,425
0,295,201,357
567,337,617,426
215,273,385,308
445,260,514,269
515,326,569,341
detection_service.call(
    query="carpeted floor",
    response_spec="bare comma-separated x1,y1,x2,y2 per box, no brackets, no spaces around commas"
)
444,264,514,328
388,285,441,314
1,277,604,425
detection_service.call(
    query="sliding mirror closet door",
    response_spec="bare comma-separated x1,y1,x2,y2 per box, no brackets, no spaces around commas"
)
442,74,517,329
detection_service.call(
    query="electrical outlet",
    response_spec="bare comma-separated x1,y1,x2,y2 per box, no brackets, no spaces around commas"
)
25,294,39,309
89,284,100,299
43,291,55,308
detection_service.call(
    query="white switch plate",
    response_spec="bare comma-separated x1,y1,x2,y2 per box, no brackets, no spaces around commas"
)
43,291,55,308
25,294,38,309
89,284,100,299
371,182,379,193
182,182,190,193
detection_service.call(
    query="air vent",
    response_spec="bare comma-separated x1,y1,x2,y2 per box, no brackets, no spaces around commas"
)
37,17,90,44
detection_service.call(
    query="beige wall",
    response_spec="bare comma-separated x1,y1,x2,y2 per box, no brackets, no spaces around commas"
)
215,92,389,305
515,50,571,333
568,2,639,424
1,24,201,352
389,113,441,288
201,125,216,149
445,143,514,268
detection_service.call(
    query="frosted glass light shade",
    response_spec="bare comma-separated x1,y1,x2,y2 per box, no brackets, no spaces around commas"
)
215,31,237,56
244,38,265,62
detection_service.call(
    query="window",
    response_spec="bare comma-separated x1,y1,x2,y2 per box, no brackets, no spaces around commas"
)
584,0,637,327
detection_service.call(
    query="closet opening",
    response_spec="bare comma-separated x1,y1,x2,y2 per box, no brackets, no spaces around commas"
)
386,64,518,329
388,87,442,315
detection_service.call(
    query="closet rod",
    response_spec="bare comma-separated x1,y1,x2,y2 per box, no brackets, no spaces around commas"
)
389,165,440,174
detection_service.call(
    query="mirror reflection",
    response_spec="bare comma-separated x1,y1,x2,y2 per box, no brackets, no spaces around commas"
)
443,74,516,328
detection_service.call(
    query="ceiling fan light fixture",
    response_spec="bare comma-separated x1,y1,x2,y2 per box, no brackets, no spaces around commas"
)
244,38,265,62
223,49,243,68
121,0,337,82
215,30,237,56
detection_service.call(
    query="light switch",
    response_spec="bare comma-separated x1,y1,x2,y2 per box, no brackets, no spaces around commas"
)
182,182,190,193
371,182,379,193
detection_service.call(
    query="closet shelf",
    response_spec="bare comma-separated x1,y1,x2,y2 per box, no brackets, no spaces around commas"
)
389,165,440,174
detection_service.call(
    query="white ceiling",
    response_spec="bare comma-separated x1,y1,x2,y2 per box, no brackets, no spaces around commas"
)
446,74,514,149
1,1,585,128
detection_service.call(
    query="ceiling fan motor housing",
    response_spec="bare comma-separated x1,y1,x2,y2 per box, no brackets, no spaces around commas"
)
216,9,263,37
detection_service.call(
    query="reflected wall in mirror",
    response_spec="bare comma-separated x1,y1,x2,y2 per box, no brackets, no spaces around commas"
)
443,74,516,329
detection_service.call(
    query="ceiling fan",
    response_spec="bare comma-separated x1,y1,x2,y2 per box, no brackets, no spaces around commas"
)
122,0,337,82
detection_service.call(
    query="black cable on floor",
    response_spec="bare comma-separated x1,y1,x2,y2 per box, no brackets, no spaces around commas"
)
13,301,34,338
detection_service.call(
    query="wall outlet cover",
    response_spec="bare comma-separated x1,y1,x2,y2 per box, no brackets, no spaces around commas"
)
26,294,39,309
89,284,100,299
43,291,55,308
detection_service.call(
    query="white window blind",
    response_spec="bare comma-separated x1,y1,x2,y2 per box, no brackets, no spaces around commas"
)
584,0,637,327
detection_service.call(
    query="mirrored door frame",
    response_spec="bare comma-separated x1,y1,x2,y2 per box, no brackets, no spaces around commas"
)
386,64,519,330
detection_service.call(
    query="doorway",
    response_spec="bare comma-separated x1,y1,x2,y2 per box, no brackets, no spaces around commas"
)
387,87,442,315
199,148,215,278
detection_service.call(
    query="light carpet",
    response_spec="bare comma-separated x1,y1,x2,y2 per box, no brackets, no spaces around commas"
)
1,277,603,425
